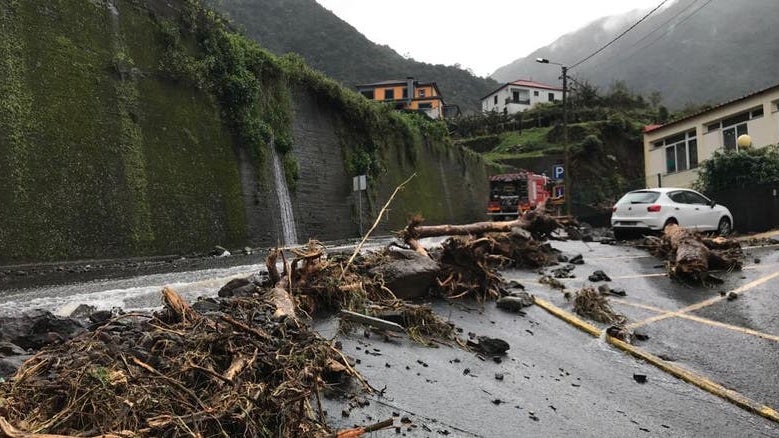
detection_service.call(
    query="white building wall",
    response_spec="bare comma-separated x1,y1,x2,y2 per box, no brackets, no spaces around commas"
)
644,89,779,188
481,87,563,115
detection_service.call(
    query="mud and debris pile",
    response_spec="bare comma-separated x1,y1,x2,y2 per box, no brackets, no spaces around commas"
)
0,285,366,437
0,208,575,437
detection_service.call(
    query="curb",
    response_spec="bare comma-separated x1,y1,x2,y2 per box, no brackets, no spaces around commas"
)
533,297,779,424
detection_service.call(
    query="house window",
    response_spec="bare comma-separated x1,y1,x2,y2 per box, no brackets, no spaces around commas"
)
664,131,698,174
723,124,748,151
419,89,426,97
548,93,555,102
534,91,539,96
510,89,529,104
494,95,498,105
360,90,374,99
418,102,432,109
402,87,408,99
384,88,395,100
709,107,762,149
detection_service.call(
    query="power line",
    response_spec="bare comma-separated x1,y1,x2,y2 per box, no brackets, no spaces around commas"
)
569,0,670,70
596,0,715,74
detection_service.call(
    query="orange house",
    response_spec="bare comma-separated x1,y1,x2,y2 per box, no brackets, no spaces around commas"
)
356,77,457,119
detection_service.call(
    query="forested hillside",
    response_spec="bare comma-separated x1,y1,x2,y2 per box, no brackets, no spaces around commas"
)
491,0,779,109
211,0,499,113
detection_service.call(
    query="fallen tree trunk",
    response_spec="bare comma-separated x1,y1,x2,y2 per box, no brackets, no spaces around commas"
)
399,208,567,257
663,224,742,283
266,248,296,320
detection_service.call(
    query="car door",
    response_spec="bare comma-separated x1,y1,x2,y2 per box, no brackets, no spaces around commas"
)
684,190,719,230
667,191,698,229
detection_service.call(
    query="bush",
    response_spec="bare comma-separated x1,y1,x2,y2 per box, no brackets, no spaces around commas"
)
695,146,779,193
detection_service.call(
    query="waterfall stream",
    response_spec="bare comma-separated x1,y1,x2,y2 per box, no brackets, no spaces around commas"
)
270,144,298,246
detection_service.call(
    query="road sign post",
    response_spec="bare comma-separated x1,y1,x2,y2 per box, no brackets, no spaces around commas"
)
353,175,367,235
553,164,565,181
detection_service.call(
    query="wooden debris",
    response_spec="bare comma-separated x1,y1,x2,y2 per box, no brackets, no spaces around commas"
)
572,287,625,324
339,310,406,333
657,224,742,283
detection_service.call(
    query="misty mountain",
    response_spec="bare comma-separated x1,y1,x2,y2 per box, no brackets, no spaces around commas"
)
492,0,779,109
211,0,499,113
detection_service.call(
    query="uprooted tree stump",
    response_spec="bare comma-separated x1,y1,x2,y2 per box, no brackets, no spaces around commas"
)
398,209,570,300
649,224,743,283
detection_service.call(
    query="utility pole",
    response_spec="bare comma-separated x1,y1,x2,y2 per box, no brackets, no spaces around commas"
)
536,58,571,216
561,65,571,216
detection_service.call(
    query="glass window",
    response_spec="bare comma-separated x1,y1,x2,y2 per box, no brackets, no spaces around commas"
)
722,112,750,127
707,122,720,132
665,133,685,144
689,139,698,168
666,146,676,173
675,143,688,171
548,93,555,102
402,87,408,98
618,191,660,204
494,95,498,105
684,191,709,205
668,191,686,203
752,107,764,118
534,90,539,96
384,88,395,100
360,90,374,99
723,123,748,151
419,89,426,97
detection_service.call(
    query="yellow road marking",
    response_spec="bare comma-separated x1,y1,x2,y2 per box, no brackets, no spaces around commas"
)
627,269,779,329
534,297,601,337
533,298,779,424
614,300,779,343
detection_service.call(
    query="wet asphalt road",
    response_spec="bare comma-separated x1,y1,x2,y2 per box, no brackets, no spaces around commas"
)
320,239,779,437
2,238,779,436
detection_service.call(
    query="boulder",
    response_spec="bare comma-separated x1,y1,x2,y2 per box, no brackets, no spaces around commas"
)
368,249,440,300
497,291,534,312
0,309,85,350
218,277,259,297
0,355,31,379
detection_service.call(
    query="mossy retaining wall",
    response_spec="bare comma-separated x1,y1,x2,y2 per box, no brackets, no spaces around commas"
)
0,0,489,264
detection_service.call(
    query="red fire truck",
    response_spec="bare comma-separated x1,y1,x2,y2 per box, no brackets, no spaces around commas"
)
487,172,551,220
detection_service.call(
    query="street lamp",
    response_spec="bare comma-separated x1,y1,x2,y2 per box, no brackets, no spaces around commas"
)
536,58,571,216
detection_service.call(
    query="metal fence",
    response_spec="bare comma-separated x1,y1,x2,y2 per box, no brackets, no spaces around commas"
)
709,184,779,233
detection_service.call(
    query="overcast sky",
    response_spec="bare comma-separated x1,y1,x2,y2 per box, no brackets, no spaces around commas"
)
315,0,668,77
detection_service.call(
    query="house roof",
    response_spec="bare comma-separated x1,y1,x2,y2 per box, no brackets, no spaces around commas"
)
481,79,563,100
644,82,779,134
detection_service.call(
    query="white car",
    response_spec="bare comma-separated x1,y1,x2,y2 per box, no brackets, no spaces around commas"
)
611,188,733,240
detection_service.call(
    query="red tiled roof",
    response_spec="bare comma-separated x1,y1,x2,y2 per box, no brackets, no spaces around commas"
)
508,79,562,91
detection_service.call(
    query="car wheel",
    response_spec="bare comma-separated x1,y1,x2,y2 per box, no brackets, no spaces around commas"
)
717,217,732,236
663,218,678,232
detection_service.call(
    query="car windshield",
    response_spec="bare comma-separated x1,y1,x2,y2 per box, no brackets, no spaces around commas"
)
617,191,660,204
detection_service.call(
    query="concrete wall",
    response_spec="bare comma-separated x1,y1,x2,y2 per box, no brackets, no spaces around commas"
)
644,87,779,188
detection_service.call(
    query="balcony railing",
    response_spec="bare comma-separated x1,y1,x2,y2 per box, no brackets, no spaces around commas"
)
505,98,530,105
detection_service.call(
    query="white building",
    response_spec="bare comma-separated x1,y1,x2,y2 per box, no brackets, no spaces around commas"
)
481,79,563,114
643,83,779,188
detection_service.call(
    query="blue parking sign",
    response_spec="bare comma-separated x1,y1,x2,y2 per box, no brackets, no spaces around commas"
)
553,165,564,180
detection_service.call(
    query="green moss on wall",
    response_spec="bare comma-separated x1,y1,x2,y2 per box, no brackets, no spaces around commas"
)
0,0,491,263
